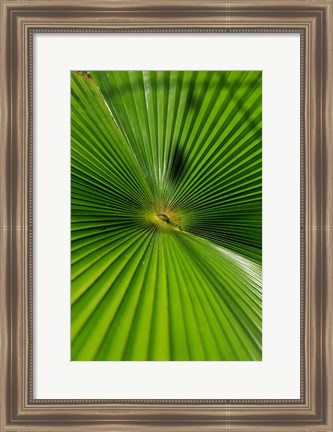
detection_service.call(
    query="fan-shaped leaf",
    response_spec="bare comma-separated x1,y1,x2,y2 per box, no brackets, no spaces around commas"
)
71,70,262,361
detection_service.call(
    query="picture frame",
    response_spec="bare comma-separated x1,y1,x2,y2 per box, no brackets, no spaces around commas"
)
1,0,332,430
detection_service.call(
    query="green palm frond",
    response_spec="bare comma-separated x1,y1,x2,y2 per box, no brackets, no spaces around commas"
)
71,70,262,361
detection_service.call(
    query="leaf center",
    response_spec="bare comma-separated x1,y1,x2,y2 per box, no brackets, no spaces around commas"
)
156,213,170,223
147,209,182,231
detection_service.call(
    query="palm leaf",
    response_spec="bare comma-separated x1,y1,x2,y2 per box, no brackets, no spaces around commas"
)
71,70,262,361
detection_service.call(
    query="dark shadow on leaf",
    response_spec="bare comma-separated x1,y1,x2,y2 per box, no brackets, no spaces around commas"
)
169,143,186,184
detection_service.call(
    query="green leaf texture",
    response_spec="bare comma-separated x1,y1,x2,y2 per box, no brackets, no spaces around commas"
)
71,70,262,361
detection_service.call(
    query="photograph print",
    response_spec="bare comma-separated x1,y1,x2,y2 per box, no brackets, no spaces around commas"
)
71,70,262,361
